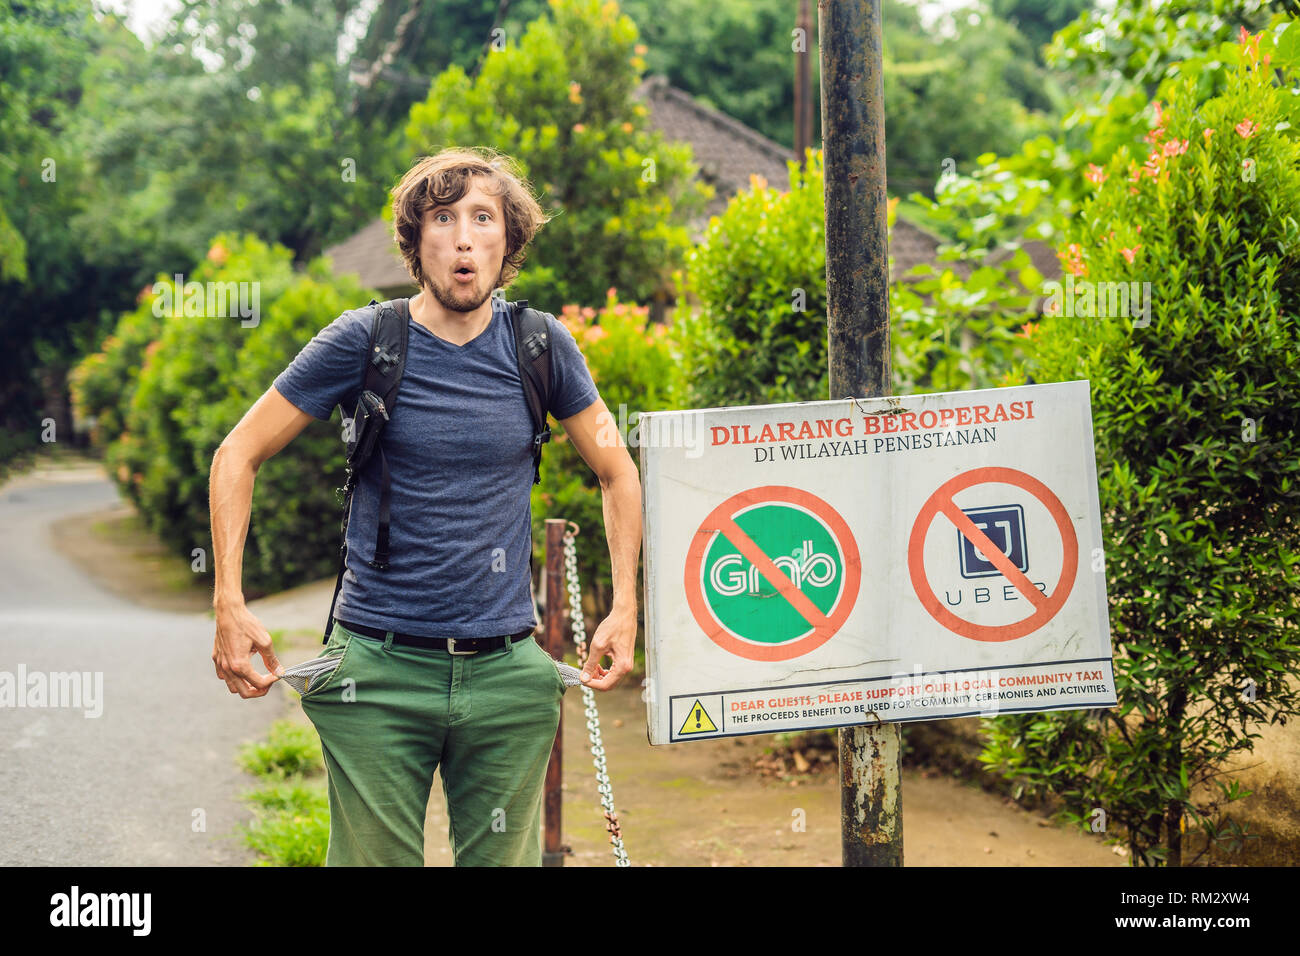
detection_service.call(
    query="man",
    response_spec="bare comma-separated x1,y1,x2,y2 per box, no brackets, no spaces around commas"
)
209,147,642,866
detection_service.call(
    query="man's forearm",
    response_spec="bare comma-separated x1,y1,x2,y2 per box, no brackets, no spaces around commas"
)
209,444,257,608
600,466,642,613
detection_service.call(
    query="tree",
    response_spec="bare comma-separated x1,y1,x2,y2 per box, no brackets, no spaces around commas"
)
0,0,106,462
405,0,711,308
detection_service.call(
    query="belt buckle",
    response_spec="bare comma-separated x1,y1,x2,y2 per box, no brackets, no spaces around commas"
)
445,637,478,656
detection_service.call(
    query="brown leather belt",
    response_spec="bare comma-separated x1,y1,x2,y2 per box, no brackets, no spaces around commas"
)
336,619,534,655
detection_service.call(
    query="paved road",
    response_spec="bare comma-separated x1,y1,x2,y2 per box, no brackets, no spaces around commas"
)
0,464,279,865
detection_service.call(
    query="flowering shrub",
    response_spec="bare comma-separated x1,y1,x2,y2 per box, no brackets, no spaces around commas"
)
981,24,1300,866
531,288,682,623
71,234,374,596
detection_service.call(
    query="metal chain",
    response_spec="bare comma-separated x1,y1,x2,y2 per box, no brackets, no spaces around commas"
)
563,522,630,867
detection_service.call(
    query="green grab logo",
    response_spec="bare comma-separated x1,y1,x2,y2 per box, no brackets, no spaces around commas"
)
701,504,844,645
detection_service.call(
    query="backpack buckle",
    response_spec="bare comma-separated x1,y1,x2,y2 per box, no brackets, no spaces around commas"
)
371,343,400,374
533,427,551,449
522,329,548,361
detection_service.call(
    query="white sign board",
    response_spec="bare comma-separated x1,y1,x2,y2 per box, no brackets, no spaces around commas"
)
639,380,1115,745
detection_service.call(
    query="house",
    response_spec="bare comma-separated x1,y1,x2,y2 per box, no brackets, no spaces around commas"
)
322,74,1059,308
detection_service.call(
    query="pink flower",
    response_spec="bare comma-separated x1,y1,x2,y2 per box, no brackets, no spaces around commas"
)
1085,163,1106,184
572,123,586,133
1239,27,1261,64
1120,245,1142,264
1235,118,1258,138
1162,139,1188,156
1203,127,1215,141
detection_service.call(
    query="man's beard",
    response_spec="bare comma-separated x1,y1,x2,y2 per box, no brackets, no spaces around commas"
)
426,272,494,313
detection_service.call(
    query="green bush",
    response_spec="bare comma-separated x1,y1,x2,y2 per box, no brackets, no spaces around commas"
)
674,147,1037,407
70,233,376,597
673,150,828,408
893,155,1060,393
531,288,682,626
109,236,299,559
980,27,1300,866
215,264,371,592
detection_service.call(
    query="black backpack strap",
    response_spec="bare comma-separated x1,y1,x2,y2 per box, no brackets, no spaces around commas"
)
322,298,408,643
509,298,555,485
363,298,409,571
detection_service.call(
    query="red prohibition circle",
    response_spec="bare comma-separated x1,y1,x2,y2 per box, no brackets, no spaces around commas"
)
908,466,1078,643
683,485,861,662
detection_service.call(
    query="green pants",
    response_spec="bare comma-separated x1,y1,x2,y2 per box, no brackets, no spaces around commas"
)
300,621,565,866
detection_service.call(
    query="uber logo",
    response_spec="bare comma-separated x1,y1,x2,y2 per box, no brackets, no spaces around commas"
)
958,505,1028,579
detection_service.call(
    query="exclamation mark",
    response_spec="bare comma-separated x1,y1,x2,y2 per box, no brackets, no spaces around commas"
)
694,706,702,729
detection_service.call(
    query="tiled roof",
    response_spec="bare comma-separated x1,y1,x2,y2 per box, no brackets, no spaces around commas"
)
322,215,412,296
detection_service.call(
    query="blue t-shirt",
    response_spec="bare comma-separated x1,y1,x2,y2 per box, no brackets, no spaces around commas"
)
273,296,599,637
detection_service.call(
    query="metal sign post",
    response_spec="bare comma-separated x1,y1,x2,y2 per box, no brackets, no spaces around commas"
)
818,0,903,867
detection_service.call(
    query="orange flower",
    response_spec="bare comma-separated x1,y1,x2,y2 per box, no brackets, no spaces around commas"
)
1059,242,1087,278
1143,101,1166,145
1085,163,1106,184
1235,118,1258,138
1016,322,1037,339
572,123,586,133
1120,245,1142,264
1162,139,1188,157
621,122,633,133
634,44,648,55
568,81,582,104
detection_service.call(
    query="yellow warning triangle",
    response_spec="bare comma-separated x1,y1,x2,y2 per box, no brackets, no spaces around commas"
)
677,699,718,735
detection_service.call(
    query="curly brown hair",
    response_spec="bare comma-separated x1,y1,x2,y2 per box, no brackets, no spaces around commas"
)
391,147,551,291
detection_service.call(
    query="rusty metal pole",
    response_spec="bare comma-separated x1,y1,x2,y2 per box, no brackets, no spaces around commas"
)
819,0,903,867
542,518,567,866
795,0,813,166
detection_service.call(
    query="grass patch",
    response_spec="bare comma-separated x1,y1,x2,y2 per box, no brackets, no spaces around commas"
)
238,721,331,866
239,786,330,867
239,719,324,779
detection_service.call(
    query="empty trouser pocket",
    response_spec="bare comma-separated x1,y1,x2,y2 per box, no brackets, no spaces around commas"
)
554,659,584,687
279,655,344,696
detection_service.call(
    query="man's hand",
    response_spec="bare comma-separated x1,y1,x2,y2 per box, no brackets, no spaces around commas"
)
579,604,637,691
213,600,284,698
